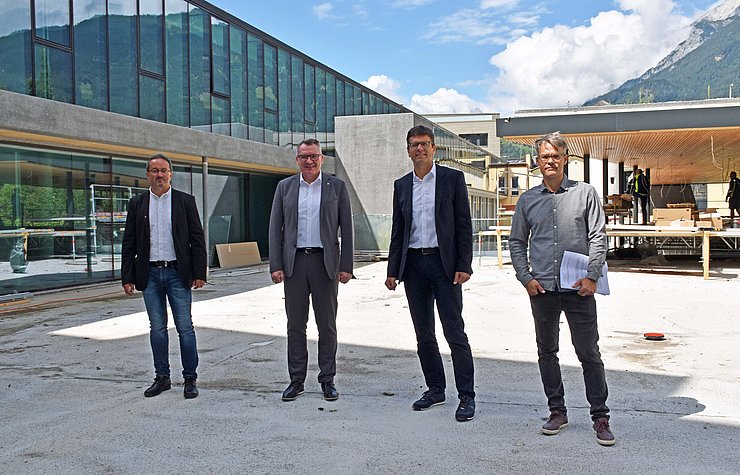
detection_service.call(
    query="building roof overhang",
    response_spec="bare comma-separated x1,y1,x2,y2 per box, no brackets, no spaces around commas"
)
496,99,740,185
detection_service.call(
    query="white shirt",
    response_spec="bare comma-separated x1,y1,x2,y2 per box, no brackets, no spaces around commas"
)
297,172,323,248
409,164,439,249
149,188,177,261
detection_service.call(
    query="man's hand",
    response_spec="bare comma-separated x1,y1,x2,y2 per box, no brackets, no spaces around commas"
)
271,270,284,284
453,272,470,285
524,279,545,297
572,277,597,296
385,277,397,291
338,271,352,284
122,283,135,296
192,279,206,289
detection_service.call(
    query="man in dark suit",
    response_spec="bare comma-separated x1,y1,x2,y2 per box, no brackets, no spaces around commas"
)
121,153,207,399
269,138,354,402
385,125,476,422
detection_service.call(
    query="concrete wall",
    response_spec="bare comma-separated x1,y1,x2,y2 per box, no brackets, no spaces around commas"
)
335,113,416,253
0,89,315,175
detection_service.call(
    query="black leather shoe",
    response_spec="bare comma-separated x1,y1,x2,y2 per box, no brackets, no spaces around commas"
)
282,382,305,401
144,375,171,397
455,395,475,422
321,381,339,401
412,389,446,411
184,377,198,399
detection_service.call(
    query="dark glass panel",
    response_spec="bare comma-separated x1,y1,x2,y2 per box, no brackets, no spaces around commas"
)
139,0,164,75
316,68,326,132
34,44,73,103
290,55,303,134
362,91,369,114
108,0,138,116
369,94,377,114
277,48,291,143
139,74,165,122
0,2,33,94
335,79,344,116
165,0,189,127
264,43,277,112
304,63,315,124
344,83,353,115
211,17,229,96
354,87,361,115
74,2,107,110
247,33,263,142
35,0,70,46
264,111,277,145
230,26,247,138
212,95,230,136
326,72,335,133
189,6,211,131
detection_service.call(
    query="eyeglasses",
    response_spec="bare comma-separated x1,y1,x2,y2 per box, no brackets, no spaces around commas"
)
537,154,565,163
147,168,171,175
297,154,321,161
408,141,433,149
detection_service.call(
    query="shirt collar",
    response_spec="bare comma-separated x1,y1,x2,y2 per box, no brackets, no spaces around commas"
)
538,175,573,193
413,163,436,182
149,187,172,200
300,172,322,186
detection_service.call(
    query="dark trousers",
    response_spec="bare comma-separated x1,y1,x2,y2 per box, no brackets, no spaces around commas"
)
284,250,338,384
403,250,475,398
635,193,649,224
530,291,609,420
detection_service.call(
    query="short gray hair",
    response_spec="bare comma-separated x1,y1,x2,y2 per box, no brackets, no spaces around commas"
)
534,132,568,157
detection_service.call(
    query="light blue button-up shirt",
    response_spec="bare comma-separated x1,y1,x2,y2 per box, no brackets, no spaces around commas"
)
297,172,323,248
409,164,439,249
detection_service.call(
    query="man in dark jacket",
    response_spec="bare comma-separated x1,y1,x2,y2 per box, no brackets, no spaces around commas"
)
121,153,207,399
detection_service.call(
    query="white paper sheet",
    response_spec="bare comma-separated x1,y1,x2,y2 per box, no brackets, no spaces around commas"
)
559,251,610,295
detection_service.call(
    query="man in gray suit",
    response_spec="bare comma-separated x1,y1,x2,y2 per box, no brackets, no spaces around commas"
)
269,138,354,402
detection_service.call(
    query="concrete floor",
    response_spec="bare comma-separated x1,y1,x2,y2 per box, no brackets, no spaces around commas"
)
1,257,739,474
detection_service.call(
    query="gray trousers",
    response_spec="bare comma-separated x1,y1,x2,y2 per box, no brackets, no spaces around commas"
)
284,250,338,384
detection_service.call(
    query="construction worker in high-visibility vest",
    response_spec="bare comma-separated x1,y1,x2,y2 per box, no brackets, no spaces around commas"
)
726,171,740,225
628,168,650,224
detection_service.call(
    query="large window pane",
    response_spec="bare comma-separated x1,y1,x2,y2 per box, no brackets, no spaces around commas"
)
277,49,291,144
247,33,264,142
212,95,230,136
74,2,107,110
165,0,189,126
264,111,277,145
362,91,369,114
139,0,164,75
336,79,345,116
326,73,335,133
35,0,70,46
264,43,277,112
109,0,138,116
211,17,229,96
189,6,211,131
0,1,33,94
291,55,304,134
316,68,326,133
34,44,72,103
230,26,247,138
304,63,315,125
140,74,165,122
345,83,354,115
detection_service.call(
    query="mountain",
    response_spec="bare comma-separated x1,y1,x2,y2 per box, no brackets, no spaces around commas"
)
584,0,740,105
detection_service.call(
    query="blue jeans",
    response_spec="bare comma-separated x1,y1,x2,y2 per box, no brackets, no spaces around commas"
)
142,266,198,379
530,291,609,420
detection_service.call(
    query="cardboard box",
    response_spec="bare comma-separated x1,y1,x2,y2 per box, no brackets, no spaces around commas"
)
215,242,262,269
653,207,693,221
607,194,632,209
666,203,696,209
696,213,724,230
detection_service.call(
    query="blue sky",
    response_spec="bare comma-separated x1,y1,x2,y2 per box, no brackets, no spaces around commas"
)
208,0,724,114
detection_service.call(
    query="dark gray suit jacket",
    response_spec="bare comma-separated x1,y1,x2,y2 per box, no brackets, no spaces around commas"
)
387,165,473,282
268,173,354,279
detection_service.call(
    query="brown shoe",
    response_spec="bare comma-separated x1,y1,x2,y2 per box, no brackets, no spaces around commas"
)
593,417,616,446
541,411,568,435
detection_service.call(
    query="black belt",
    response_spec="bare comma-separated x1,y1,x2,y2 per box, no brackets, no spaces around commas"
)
296,247,323,254
408,247,438,255
150,260,178,268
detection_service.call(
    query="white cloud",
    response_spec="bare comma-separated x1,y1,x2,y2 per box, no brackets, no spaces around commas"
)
313,2,335,20
423,10,509,45
408,88,490,114
480,0,519,8
486,0,694,112
361,75,407,105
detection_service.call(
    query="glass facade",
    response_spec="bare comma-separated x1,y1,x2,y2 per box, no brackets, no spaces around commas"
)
0,144,280,294
0,0,404,146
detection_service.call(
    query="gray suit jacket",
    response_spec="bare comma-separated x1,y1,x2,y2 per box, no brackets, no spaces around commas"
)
268,173,354,279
